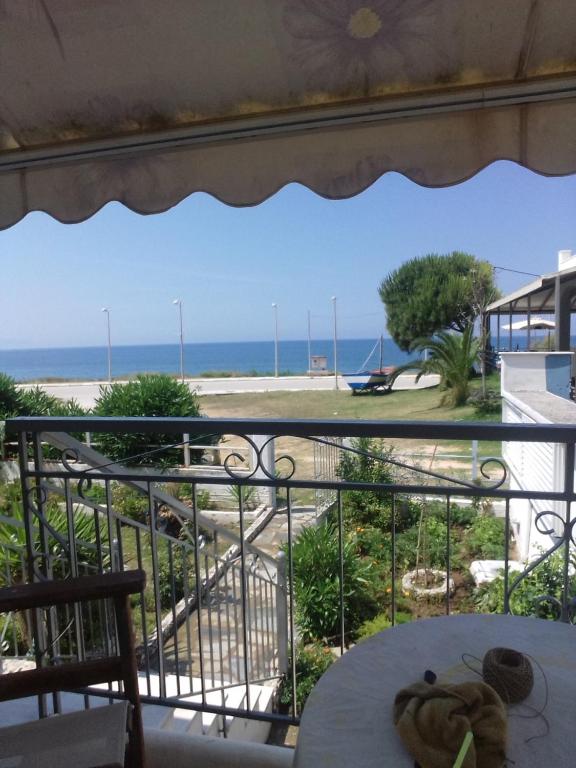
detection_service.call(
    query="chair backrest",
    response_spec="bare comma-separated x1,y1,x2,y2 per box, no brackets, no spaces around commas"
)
0,569,146,768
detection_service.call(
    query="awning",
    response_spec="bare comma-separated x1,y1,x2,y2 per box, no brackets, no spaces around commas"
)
2,1,576,229
487,264,576,315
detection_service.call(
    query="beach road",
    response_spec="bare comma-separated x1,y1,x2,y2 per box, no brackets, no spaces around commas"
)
18,374,439,409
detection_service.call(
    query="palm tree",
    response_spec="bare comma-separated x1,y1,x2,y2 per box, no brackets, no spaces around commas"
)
0,482,103,588
391,324,480,407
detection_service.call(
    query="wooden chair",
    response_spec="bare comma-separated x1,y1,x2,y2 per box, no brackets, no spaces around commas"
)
0,569,146,768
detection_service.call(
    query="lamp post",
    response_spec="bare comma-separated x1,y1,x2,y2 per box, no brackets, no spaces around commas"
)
331,296,339,390
173,299,184,382
101,307,112,383
272,303,279,377
307,309,312,377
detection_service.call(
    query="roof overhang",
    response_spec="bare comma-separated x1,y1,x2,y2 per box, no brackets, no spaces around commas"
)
2,1,576,229
487,265,576,315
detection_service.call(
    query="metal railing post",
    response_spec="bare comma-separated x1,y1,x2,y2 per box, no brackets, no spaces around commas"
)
561,442,574,622
183,433,191,467
17,429,48,719
471,440,479,481
250,434,276,509
276,552,289,676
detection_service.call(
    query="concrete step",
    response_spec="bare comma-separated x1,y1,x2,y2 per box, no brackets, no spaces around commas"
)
226,685,275,743
222,686,247,739
201,688,229,736
226,689,258,740
163,705,203,735
0,672,276,744
141,703,172,731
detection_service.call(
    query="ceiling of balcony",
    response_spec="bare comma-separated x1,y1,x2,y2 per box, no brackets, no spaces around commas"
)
1,0,576,229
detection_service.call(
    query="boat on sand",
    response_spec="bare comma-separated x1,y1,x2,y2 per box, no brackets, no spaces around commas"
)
342,337,396,394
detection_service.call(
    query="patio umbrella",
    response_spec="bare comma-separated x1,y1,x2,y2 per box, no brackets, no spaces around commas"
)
502,317,555,350
501,318,556,331
1,1,576,230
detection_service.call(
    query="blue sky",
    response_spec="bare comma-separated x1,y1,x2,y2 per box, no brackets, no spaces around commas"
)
1,161,575,350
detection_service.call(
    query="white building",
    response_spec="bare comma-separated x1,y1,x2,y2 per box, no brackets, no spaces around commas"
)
488,251,576,560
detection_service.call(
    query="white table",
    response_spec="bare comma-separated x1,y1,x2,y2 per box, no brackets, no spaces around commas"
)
294,614,576,768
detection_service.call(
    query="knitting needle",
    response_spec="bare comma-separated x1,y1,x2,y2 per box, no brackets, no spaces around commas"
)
452,731,473,768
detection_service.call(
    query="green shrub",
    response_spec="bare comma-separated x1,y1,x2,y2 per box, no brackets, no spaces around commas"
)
474,551,575,619
0,480,21,515
162,484,212,512
196,490,212,511
0,374,22,456
278,643,334,712
93,374,214,466
157,545,195,610
288,522,378,644
155,486,214,540
354,525,392,562
58,398,86,416
0,486,103,587
112,485,149,523
166,482,193,503
16,389,88,459
356,612,391,641
469,389,501,417
227,484,259,510
0,374,87,455
0,613,27,655
81,482,107,505
449,503,478,527
466,514,505,559
338,438,394,528
18,387,61,416
355,608,414,644
111,482,197,538
422,499,477,527
395,516,455,572
6,384,87,419
0,373,22,419
338,439,419,531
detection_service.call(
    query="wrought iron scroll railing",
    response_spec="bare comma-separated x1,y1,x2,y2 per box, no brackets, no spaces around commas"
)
2,416,576,728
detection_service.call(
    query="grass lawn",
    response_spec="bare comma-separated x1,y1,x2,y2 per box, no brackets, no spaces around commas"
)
200,374,503,460
200,373,500,421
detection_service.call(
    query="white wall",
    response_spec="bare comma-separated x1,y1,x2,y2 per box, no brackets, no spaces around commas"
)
502,399,567,560
558,249,576,271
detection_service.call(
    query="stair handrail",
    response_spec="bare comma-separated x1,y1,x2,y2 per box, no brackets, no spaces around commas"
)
41,431,278,568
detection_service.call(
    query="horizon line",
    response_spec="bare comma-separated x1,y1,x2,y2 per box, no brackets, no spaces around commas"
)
0,336,393,353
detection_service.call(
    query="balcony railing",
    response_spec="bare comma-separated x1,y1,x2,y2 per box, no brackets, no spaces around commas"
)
1,416,575,731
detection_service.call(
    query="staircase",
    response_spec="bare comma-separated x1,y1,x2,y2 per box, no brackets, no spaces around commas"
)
0,670,275,743
141,674,275,742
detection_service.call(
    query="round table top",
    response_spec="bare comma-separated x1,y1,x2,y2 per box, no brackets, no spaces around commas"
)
293,614,576,768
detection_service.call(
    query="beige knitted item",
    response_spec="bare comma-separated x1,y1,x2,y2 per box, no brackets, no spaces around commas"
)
394,681,507,768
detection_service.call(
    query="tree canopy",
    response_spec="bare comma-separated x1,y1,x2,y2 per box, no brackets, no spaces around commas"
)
378,252,497,351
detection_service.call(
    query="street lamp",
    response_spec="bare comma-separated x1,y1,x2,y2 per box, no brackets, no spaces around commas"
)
272,303,279,377
101,307,112,383
307,309,312,377
331,296,338,390
173,299,184,382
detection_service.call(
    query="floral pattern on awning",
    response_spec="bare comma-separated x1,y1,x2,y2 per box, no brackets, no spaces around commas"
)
0,0,576,228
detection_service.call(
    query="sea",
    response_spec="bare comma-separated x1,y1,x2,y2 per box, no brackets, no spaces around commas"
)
0,332,546,383
0,338,417,383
